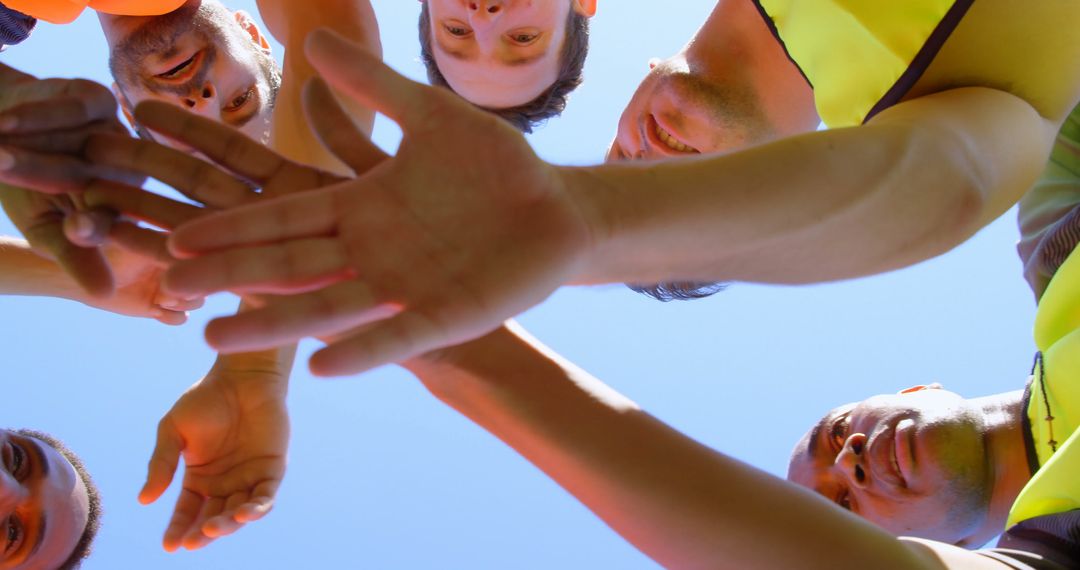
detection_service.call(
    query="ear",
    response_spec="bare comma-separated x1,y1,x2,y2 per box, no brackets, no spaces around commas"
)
898,383,944,395
573,0,597,18
233,10,272,55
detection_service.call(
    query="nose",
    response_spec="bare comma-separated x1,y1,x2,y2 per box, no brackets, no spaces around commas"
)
468,0,505,17
181,82,218,113
468,0,504,25
0,468,29,513
834,432,869,489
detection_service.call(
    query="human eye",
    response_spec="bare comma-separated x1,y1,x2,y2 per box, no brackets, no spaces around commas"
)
830,413,851,450
157,52,199,80
10,442,27,481
507,30,540,45
5,515,23,555
225,87,256,113
443,21,472,38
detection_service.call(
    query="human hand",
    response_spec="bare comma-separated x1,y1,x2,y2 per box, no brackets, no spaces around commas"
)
140,369,289,551
80,78,361,264
159,29,592,376
0,63,145,295
75,243,204,325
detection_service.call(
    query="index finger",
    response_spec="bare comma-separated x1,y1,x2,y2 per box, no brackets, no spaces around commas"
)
0,79,118,135
133,101,296,186
85,133,256,209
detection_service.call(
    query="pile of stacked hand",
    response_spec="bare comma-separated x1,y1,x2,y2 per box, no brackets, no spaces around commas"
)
1,0,1078,568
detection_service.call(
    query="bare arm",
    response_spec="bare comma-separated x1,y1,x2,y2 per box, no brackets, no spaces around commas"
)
574,87,1061,286
405,323,1011,570
0,235,84,299
256,0,381,171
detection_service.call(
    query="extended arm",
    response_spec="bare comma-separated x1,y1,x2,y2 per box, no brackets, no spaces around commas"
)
256,0,380,171
405,323,1008,570
574,87,1060,285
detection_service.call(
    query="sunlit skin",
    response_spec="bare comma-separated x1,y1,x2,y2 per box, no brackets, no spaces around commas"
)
607,0,818,162
0,430,88,570
426,0,596,109
787,385,1032,547
98,0,275,150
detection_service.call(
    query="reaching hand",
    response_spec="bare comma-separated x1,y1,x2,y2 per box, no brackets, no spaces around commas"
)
79,79,358,269
140,369,289,551
156,29,592,376
77,243,204,325
0,63,144,295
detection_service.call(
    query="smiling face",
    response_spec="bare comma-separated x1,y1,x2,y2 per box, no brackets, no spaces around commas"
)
607,54,771,162
0,430,89,570
101,0,279,149
787,387,994,545
423,0,592,110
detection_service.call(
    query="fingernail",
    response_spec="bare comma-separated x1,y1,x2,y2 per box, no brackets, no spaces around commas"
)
0,115,16,133
75,217,94,240
0,148,13,171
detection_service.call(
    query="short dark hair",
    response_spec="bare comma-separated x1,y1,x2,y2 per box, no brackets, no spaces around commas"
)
418,2,589,133
14,429,103,570
628,281,728,302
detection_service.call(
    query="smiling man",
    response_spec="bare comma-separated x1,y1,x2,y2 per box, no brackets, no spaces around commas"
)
418,0,594,132
0,429,100,570
787,384,1031,547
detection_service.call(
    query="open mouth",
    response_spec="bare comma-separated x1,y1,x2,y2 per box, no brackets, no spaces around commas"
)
648,115,700,155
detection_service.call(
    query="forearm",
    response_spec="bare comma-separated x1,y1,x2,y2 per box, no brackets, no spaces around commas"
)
572,87,1056,285
0,236,85,299
207,300,297,395
405,323,941,570
260,0,381,171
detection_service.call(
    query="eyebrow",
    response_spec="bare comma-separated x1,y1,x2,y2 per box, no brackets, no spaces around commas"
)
806,414,830,460
27,438,50,558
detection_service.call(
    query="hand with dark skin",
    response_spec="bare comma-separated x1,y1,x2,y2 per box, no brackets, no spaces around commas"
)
0,62,145,296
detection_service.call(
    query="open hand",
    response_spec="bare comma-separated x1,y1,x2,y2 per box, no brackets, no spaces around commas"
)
158,30,591,376
140,369,289,551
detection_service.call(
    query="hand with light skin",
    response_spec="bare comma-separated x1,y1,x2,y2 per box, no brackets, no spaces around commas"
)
148,29,593,377
140,361,290,551
90,242,204,324
0,62,145,295
80,78,367,266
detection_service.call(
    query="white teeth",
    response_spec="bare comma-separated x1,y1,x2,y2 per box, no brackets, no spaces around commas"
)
655,123,697,153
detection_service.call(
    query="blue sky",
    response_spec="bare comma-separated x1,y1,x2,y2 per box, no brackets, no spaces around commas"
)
1,1,1037,568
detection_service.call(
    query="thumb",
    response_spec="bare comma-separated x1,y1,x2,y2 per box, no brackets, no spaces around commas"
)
305,27,434,134
140,419,184,504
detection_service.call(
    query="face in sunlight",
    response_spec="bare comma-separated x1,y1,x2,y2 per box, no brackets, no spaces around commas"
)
424,0,595,109
100,0,280,150
787,387,994,545
0,429,89,570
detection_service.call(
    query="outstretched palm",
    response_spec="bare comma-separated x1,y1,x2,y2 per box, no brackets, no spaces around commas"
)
141,370,289,551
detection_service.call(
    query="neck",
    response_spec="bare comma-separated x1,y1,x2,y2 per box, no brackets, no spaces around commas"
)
967,388,1031,544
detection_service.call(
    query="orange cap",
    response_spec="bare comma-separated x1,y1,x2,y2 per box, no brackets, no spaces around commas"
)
4,0,187,25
